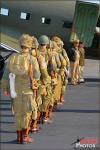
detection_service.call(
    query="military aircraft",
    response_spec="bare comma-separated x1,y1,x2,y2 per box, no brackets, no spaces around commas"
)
0,1,100,149
0,0,100,79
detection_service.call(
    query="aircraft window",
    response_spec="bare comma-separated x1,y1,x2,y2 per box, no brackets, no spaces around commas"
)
0,8,9,16
41,17,51,24
20,12,30,20
63,21,72,28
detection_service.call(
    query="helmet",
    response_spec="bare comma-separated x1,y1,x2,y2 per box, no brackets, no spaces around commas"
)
73,39,79,43
60,41,64,46
51,41,58,49
38,35,50,45
49,40,53,48
19,34,33,48
52,36,61,44
32,36,39,49
52,36,63,46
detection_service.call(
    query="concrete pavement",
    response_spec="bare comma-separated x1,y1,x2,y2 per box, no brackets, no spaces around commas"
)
0,59,100,150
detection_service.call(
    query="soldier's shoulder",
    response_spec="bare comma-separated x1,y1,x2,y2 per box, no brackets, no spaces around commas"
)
31,55,38,62
10,53,19,58
31,50,36,57
62,48,66,51
62,48,67,53
8,53,19,61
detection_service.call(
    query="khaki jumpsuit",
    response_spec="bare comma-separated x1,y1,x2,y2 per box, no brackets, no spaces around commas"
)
8,52,40,130
78,47,85,81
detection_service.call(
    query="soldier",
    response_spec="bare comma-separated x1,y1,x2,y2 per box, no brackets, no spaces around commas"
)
68,39,80,85
29,36,42,132
6,34,40,144
31,36,39,57
47,40,61,110
78,41,85,83
52,36,69,104
37,35,53,123
46,40,58,118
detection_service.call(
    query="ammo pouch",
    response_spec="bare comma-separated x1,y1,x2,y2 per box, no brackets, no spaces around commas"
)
31,79,38,90
51,77,58,86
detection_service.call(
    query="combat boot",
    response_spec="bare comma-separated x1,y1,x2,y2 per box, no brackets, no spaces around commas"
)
22,128,33,144
41,112,46,124
42,110,53,124
44,110,49,123
46,105,53,123
53,102,58,111
30,119,41,133
58,94,64,105
16,130,23,144
48,105,53,118
71,81,77,86
37,111,42,124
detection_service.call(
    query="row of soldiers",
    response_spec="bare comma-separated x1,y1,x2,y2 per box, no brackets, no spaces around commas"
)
2,34,70,144
1,34,85,144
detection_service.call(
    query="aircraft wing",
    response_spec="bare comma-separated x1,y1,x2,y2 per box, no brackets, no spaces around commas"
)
0,33,20,53
0,43,19,53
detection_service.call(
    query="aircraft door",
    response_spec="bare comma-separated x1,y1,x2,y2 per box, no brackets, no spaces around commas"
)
0,55,5,80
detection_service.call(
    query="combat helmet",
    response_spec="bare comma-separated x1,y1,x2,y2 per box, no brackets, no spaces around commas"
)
19,34,33,48
49,40,53,48
32,36,39,49
47,40,55,49
51,41,58,49
52,36,61,45
38,35,50,45
60,40,64,47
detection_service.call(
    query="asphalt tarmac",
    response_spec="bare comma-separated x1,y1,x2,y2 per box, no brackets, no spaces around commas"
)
0,59,100,150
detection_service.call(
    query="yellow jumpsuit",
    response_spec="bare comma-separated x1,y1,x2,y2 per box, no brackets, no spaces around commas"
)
78,47,85,81
32,48,52,113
